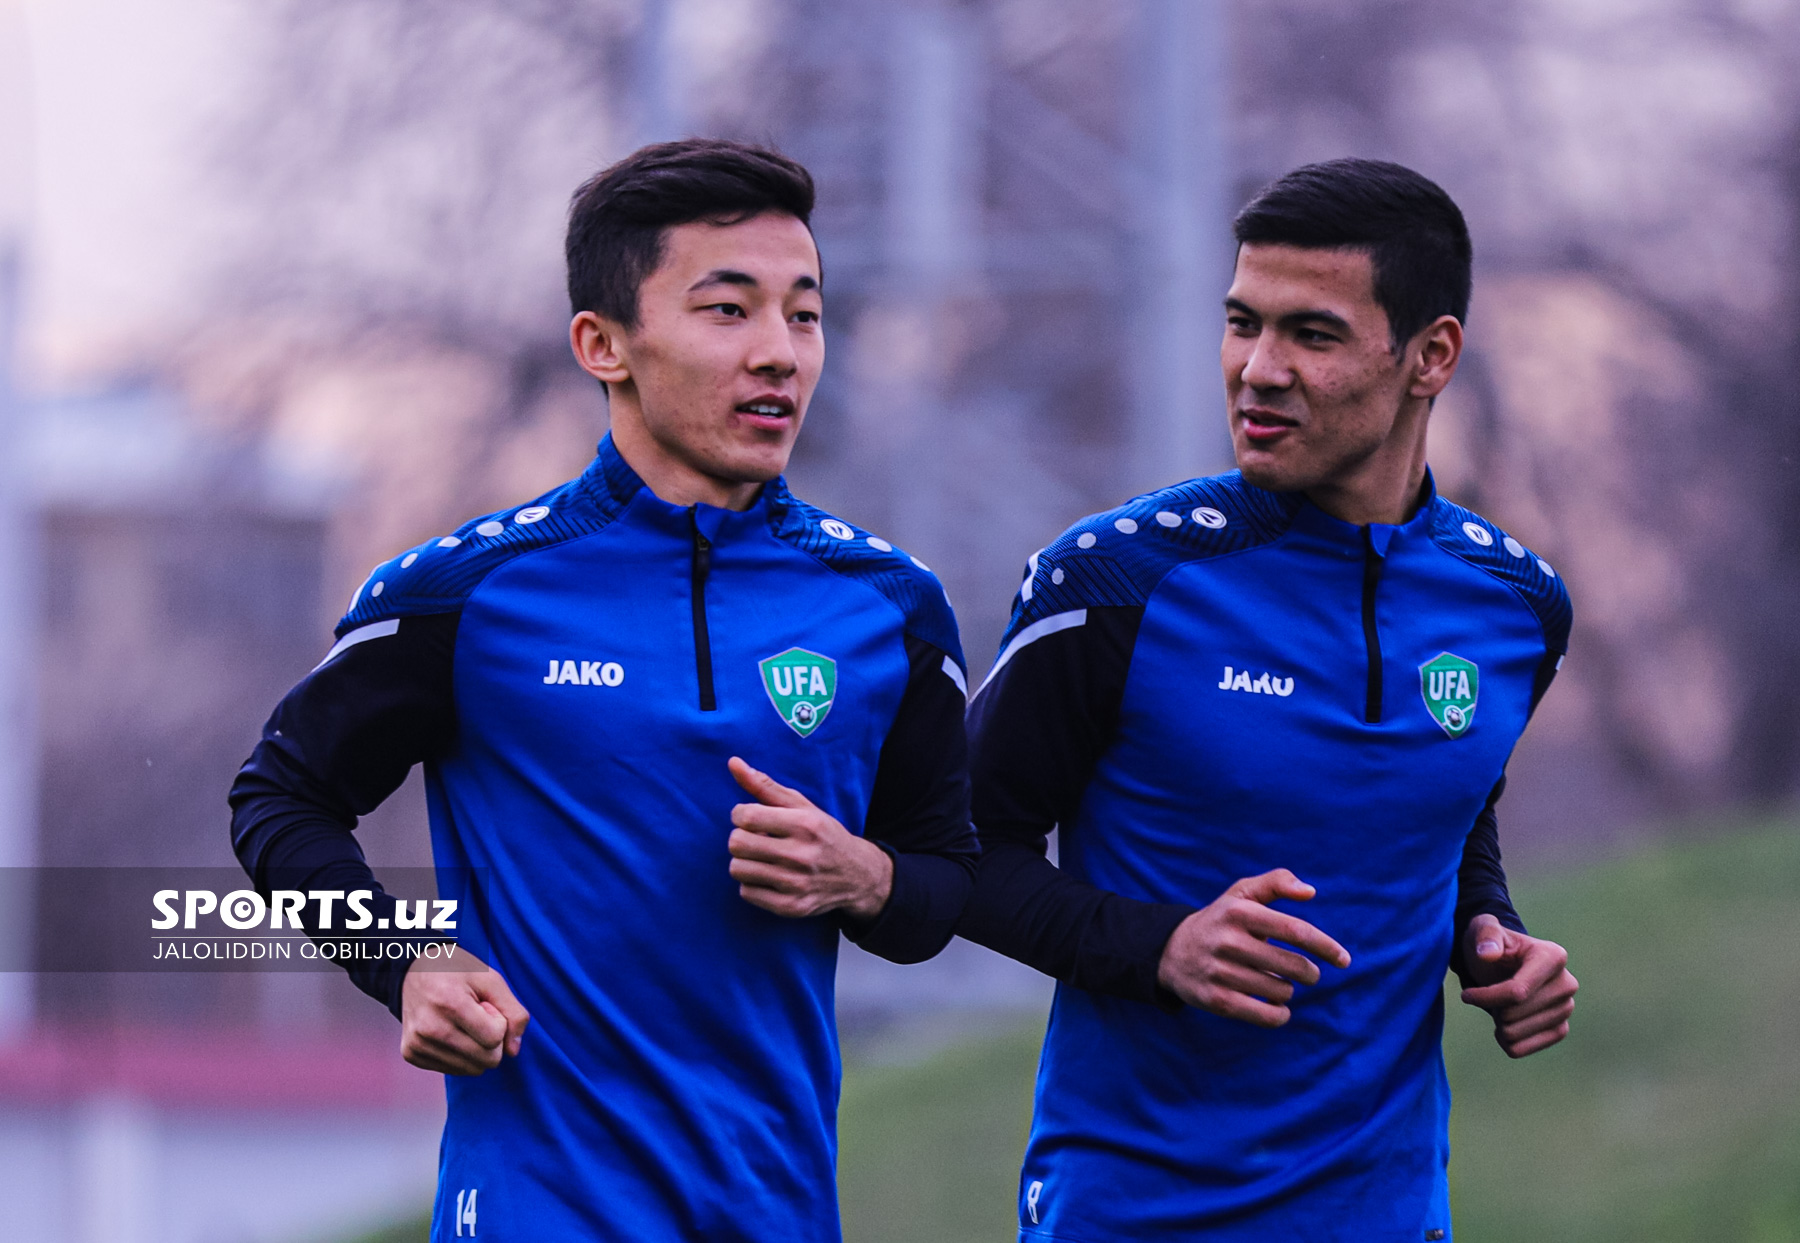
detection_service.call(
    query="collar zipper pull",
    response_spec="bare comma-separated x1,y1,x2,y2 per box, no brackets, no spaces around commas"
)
1360,526,1385,724
691,516,717,712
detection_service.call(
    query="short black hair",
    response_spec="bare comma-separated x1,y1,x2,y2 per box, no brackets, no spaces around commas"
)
1233,158,1471,351
565,138,816,328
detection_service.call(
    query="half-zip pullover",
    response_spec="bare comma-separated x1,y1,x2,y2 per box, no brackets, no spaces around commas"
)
229,434,978,1242
959,468,1569,1242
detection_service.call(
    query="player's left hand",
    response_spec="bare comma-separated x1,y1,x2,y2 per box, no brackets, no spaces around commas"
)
726,757,895,922
1458,913,1578,1058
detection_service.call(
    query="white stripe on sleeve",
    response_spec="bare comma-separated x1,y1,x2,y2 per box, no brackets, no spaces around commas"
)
311,618,401,672
941,653,968,700
975,609,1088,698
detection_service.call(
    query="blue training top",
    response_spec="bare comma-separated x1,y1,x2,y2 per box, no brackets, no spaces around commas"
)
231,435,977,1241
960,469,1569,1242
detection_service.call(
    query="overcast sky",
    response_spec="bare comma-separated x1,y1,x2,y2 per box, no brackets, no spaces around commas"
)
7,0,250,384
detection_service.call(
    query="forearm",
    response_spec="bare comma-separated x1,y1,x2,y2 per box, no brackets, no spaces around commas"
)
228,612,460,1016
1455,830,1524,929
1450,777,1526,985
961,605,1188,1000
232,789,424,1018
260,826,420,1019
958,832,1193,1006
850,634,981,964
842,845,976,964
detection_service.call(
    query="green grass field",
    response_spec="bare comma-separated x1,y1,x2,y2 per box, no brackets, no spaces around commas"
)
351,814,1800,1242
838,814,1800,1243
1441,815,1800,1243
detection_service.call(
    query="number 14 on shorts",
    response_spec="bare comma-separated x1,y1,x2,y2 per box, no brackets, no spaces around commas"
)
454,1188,478,1236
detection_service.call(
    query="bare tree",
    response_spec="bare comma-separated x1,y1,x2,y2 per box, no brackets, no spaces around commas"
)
1235,0,1800,815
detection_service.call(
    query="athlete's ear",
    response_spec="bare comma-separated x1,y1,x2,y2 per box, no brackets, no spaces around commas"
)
1407,314,1462,401
571,311,633,387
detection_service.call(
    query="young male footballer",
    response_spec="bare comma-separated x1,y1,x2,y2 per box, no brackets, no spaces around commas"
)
959,159,1579,1240
230,139,977,1241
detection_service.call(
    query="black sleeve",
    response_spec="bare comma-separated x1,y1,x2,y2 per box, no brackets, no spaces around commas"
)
956,607,1196,1008
841,635,980,964
1448,775,1528,986
228,612,459,1017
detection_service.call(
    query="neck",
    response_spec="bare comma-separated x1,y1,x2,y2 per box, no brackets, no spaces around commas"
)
1304,400,1431,526
607,390,764,511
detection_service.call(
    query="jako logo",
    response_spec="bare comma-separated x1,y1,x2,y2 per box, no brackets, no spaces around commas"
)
1217,666,1294,696
543,659,624,686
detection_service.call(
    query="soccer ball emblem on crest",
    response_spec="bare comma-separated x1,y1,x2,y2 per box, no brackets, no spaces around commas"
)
758,648,838,738
1419,652,1479,739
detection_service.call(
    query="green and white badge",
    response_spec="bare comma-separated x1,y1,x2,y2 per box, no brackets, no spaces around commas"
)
759,648,838,738
1419,652,1479,738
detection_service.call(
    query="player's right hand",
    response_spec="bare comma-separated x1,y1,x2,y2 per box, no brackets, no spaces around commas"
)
1156,869,1351,1028
400,947,531,1076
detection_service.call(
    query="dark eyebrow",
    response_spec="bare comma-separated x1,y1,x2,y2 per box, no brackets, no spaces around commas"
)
689,268,758,293
688,269,821,294
1281,308,1352,333
1224,297,1350,334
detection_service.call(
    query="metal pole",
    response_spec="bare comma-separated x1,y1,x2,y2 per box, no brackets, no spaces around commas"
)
637,0,688,145
1127,0,1231,493
878,0,983,554
0,248,38,1036
884,2,981,296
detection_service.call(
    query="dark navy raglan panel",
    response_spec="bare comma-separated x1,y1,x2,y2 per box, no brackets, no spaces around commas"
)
846,634,979,964
1450,776,1526,986
960,475,1299,1005
428,492,900,1243
996,472,1300,648
1428,499,1573,654
234,613,461,859
962,607,1197,1005
760,479,979,964
418,468,978,1243
229,612,461,1015
1002,477,1570,1242
231,441,644,1018
766,479,966,670
964,474,1535,1015
1428,499,1573,718
231,434,976,1241
336,442,642,635
1423,498,1570,981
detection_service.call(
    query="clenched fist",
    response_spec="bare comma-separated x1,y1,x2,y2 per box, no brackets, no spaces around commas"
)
1459,913,1577,1058
400,947,530,1076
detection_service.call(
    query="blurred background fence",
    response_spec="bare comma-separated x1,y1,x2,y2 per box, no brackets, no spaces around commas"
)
1,0,1797,1238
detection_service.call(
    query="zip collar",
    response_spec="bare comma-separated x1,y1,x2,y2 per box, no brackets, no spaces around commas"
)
1286,468,1440,555
577,433,787,544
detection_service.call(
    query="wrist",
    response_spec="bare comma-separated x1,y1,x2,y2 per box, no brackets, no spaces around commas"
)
841,838,895,921
1156,948,1177,992
1155,908,1201,990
